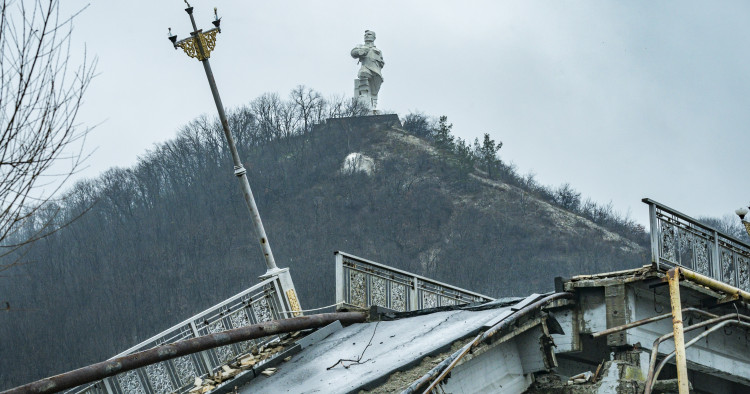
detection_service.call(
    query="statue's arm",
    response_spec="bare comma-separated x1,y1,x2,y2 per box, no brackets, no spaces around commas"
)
351,46,367,58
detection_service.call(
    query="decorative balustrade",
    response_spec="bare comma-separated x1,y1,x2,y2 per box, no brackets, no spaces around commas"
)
69,276,291,394
644,198,750,292
335,251,493,311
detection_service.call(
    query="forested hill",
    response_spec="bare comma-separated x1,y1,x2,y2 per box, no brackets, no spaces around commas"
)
0,89,649,389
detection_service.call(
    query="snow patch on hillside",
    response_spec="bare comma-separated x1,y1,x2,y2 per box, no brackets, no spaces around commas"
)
341,153,375,175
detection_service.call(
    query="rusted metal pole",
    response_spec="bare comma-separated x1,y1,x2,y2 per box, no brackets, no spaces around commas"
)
643,312,750,394
3,312,366,394
679,268,750,302
652,319,750,384
666,267,689,394
591,307,717,339
185,6,279,275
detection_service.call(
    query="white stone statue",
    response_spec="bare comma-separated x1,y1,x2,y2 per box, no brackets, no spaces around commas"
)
351,30,384,113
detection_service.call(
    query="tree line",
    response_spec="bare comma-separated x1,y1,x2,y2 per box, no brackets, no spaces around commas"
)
403,112,648,242
1,87,652,390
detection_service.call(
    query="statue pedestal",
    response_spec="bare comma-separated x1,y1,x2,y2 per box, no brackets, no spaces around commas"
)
317,113,401,133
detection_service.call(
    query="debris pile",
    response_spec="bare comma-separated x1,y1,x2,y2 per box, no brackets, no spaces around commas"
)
188,333,301,394
567,370,594,385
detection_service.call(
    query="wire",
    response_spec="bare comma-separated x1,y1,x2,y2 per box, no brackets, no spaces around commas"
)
280,301,345,316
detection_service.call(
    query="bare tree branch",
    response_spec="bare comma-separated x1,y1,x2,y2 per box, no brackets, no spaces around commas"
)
0,0,95,257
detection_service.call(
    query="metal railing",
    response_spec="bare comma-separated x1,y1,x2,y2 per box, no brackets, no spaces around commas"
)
643,198,750,292
335,251,493,311
69,276,291,394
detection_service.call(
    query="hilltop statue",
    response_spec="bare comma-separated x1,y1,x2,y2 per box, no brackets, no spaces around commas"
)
351,30,384,113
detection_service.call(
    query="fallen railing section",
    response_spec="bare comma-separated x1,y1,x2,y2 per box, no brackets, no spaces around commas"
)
643,198,750,292
6,312,367,394
335,251,493,311
62,276,292,394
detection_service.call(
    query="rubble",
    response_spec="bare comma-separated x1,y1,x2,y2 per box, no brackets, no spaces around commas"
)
186,338,292,393
567,371,593,385
260,368,277,377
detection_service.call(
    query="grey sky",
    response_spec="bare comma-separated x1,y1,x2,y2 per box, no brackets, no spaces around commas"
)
59,1,748,226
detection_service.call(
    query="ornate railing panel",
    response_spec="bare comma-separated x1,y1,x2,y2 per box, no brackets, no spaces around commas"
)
644,198,750,292
335,251,493,311
68,276,290,394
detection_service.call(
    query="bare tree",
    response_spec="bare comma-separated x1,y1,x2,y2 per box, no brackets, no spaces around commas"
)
290,85,323,134
250,92,282,142
0,0,95,270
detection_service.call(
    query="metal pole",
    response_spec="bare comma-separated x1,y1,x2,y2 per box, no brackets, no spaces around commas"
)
712,229,721,280
185,7,279,274
680,268,750,302
590,307,717,339
648,202,660,269
666,268,689,394
3,312,367,394
335,252,345,307
652,319,750,385
643,313,750,393
643,312,750,394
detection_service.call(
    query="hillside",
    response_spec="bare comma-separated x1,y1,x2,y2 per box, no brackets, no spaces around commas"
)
0,93,648,389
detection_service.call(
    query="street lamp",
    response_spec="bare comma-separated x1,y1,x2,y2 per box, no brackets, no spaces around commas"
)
735,205,750,238
168,2,301,315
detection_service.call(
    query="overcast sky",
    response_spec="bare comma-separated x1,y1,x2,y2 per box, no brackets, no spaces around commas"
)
57,1,748,227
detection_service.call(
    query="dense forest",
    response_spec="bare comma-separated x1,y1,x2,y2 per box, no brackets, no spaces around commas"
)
1,87,744,390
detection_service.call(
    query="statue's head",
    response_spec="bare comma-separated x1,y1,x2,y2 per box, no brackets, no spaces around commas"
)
364,30,376,43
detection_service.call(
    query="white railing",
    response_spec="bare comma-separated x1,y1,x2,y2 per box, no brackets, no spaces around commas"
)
70,276,291,394
335,251,493,311
644,198,750,292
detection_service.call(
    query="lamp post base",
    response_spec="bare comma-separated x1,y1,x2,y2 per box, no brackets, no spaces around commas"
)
260,267,302,317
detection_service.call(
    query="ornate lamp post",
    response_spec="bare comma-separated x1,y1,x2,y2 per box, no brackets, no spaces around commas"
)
735,205,750,238
168,2,301,315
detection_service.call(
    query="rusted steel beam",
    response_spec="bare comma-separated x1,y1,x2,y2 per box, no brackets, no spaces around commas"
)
679,268,750,302
666,268,689,394
590,307,717,339
652,319,750,384
3,312,367,394
643,312,750,394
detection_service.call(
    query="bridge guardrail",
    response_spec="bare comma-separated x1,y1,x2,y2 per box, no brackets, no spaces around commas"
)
644,198,750,292
69,276,290,394
335,251,493,312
